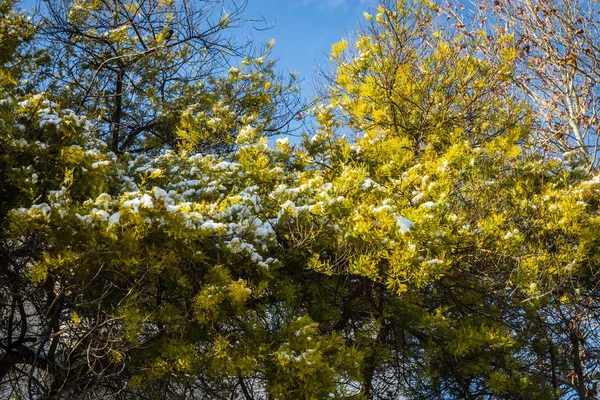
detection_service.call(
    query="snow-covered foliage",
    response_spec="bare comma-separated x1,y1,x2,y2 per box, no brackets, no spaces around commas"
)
5,0,600,399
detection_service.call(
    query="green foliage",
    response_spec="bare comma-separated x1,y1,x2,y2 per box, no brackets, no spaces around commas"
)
3,0,600,399
0,0,34,86
177,51,300,153
36,0,300,153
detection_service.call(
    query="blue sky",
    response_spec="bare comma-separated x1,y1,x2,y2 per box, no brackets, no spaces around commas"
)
241,0,378,97
17,0,378,98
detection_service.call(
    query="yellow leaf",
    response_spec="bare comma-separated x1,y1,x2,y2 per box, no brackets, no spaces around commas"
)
330,39,348,59
72,311,81,326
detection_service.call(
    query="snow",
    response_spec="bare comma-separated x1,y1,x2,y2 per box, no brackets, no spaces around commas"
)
122,194,154,213
395,216,414,234
109,212,120,225
361,178,376,190
280,200,313,216
200,220,226,231
372,205,393,213
91,160,110,169
31,203,51,217
76,213,92,223
420,201,436,209
213,161,238,171
255,226,272,237
94,209,110,221
153,187,168,200
411,192,424,203
276,137,290,146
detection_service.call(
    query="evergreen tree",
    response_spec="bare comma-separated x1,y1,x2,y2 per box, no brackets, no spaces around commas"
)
36,0,301,153
3,0,600,399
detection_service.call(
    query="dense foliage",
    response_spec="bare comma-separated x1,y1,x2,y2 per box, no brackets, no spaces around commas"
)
2,0,600,399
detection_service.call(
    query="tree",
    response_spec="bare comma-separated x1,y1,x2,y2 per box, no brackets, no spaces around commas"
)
35,0,301,154
447,0,600,168
0,3,355,394
5,0,600,399
1,99,364,398
0,0,34,87
314,1,600,398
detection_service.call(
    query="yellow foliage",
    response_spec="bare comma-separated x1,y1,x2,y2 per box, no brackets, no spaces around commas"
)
330,39,347,60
